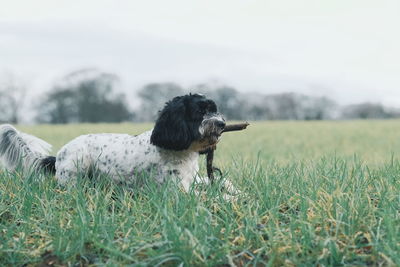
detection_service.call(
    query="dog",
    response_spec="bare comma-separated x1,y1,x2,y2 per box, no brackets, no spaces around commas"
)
0,94,237,198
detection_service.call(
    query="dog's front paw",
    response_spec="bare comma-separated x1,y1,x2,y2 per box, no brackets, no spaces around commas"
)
221,179,241,201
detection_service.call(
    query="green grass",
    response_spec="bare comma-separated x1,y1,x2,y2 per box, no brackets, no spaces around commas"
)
1,121,399,266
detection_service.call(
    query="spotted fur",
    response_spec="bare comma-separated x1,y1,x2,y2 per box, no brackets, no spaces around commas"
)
0,94,237,197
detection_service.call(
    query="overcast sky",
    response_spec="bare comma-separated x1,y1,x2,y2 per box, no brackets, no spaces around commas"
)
1,0,399,106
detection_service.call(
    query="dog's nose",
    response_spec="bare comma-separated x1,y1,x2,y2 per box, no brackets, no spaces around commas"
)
215,120,226,129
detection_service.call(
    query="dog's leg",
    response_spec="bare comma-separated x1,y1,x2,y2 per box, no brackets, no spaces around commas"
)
193,174,240,201
221,179,240,200
168,162,240,200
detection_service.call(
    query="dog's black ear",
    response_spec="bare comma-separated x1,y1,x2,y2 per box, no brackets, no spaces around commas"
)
150,96,195,150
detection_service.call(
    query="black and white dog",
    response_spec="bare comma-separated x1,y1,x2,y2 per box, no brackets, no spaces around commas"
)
0,94,237,197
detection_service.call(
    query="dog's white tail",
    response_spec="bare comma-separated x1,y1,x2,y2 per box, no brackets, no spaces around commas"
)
0,124,55,173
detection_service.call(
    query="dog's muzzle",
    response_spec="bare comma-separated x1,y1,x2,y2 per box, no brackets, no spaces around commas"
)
199,113,226,144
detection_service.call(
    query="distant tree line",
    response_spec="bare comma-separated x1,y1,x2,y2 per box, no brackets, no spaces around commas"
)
1,69,399,124
35,69,132,123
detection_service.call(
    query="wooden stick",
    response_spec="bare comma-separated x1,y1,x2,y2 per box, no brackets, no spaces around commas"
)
222,122,250,133
206,122,249,183
206,146,216,182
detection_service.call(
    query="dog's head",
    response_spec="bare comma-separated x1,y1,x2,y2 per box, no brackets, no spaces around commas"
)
150,94,225,151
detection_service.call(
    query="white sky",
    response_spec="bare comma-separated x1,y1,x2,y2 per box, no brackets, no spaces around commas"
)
1,0,400,106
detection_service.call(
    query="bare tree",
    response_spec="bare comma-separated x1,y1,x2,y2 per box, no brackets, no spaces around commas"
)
137,83,184,121
0,72,27,123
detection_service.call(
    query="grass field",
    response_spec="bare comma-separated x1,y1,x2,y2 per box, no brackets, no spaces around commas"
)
1,121,399,266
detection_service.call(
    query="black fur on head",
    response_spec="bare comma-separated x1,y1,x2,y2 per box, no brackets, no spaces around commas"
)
150,94,218,151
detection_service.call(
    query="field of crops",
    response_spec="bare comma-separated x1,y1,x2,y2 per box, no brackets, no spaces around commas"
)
1,121,399,266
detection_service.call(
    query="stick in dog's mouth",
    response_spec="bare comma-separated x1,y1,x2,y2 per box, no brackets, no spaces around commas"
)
206,122,250,183
222,122,250,133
